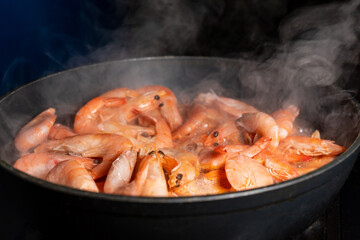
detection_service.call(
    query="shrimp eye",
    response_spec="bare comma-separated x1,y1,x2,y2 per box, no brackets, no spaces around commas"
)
158,150,165,157
159,102,164,107
148,151,157,157
154,95,160,100
93,158,101,164
141,132,149,138
213,143,219,147
213,131,219,137
175,173,183,187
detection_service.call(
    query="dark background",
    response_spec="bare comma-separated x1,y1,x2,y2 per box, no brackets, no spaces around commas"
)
1,0,359,239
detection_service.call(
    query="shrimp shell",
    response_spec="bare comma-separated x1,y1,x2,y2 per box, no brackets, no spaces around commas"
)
277,136,346,156
225,155,274,191
46,159,99,192
13,152,94,179
14,108,57,153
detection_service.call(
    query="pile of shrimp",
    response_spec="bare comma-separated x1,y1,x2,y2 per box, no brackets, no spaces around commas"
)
13,85,346,196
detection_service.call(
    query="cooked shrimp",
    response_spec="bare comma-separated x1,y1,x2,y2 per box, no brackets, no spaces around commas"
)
161,148,200,188
195,92,258,117
215,136,271,158
48,123,76,140
254,150,299,182
292,156,336,175
173,105,221,141
198,147,229,171
116,154,150,196
137,108,162,127
154,118,173,148
215,96,259,117
225,155,274,191
46,158,99,192
174,133,207,154
12,85,347,197
171,169,232,196
74,96,127,134
101,87,139,99
98,121,155,138
141,151,169,197
116,90,167,123
117,151,168,196
14,108,57,153
172,104,208,140
203,137,270,170
103,148,137,194
204,120,242,147
34,133,133,179
137,112,174,149
277,136,346,156
271,105,299,140
13,152,94,179
137,85,183,131
273,153,312,163
236,112,280,151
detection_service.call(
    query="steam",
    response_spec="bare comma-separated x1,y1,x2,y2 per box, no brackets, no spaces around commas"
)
1,0,360,164
68,0,209,66
66,0,360,105
237,1,360,110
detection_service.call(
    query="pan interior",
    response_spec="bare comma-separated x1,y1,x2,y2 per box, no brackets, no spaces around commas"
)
0,57,359,200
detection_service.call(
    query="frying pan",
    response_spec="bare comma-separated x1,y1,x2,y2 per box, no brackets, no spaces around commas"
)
0,57,359,240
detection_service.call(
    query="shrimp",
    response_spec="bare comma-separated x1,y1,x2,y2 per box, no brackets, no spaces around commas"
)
141,151,169,197
215,136,271,158
254,150,299,182
172,104,221,141
236,112,280,151
101,87,139,99
46,158,99,192
198,147,229,171
48,123,76,140
174,133,207,154
137,108,162,127
172,104,208,141
171,170,232,196
277,136,346,156
292,156,336,175
117,151,168,196
154,118,173,149
195,92,258,117
138,112,174,149
14,108,57,153
161,148,200,188
204,120,242,147
74,96,127,134
202,137,269,170
215,96,259,117
13,152,95,179
98,121,155,138
137,85,183,131
34,133,133,179
103,148,137,194
225,155,274,191
116,90,167,123
271,105,299,140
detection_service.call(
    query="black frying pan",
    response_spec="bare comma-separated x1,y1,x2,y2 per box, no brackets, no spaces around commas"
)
0,57,359,240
